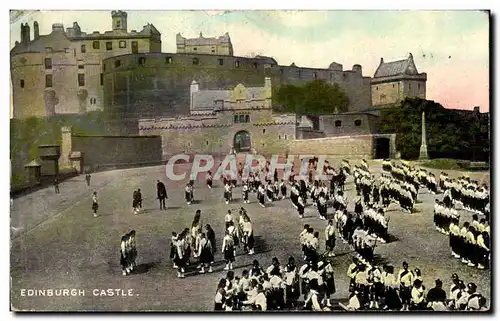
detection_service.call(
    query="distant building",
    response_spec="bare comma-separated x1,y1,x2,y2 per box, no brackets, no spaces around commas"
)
371,53,427,107
10,10,161,118
176,32,234,56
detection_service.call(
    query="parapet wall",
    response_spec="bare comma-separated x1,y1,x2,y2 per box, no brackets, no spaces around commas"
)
288,135,375,160
103,53,372,118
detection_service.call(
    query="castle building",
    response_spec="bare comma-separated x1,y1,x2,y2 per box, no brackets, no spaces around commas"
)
371,53,427,107
139,77,396,160
176,32,234,56
139,77,298,158
10,11,161,118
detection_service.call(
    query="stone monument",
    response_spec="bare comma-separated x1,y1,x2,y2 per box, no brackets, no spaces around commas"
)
419,111,429,160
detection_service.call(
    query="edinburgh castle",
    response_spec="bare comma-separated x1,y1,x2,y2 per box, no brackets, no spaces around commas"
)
10,10,427,120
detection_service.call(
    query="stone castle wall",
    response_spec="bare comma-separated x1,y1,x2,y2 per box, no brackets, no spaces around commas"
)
71,134,162,168
103,53,372,118
320,113,379,137
288,135,375,160
372,77,426,106
139,113,297,158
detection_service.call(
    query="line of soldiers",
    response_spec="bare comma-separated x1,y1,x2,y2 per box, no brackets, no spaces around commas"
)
433,198,459,234
119,230,137,276
214,254,336,311
416,168,438,194
449,219,490,270
444,175,490,218
379,174,416,213
344,258,488,311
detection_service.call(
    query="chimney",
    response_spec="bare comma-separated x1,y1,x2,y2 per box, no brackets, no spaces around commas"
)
380,57,384,64
190,80,199,111
264,77,271,88
409,52,413,60
33,21,40,40
21,23,31,44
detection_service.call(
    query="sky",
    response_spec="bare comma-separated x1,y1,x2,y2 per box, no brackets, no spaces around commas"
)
10,10,490,112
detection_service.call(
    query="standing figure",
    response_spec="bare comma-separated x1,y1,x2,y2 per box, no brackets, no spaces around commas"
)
206,224,217,260
129,230,137,271
92,191,99,218
54,177,60,194
157,180,167,210
120,234,129,276
280,179,287,199
398,261,414,311
185,183,193,205
297,195,305,219
284,256,299,309
198,233,214,273
257,184,266,208
242,181,250,204
85,174,91,186
222,231,235,271
170,232,178,268
242,216,255,255
206,171,213,189
224,181,232,204
325,219,336,257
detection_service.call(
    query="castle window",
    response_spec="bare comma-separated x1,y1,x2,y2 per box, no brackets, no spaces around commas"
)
206,140,209,146
45,47,53,53
103,63,106,72
235,60,240,68
138,57,146,65
218,58,224,66
20,79,24,88
297,70,301,78
409,84,412,90
392,84,395,88
44,58,52,70
92,41,100,49
78,74,85,87
100,73,103,86
45,74,52,88
262,129,266,134
106,42,113,51
418,84,421,90
253,62,258,69
193,58,199,65
238,115,245,123
278,135,281,140
166,57,173,64
245,115,250,123
335,120,342,127
284,135,287,140
354,119,362,127
234,115,239,123
280,69,283,75
131,41,138,54
376,86,379,90
119,41,127,48
78,64,84,69
115,60,121,68
313,72,317,79
193,47,197,51
211,49,215,53
81,44,86,53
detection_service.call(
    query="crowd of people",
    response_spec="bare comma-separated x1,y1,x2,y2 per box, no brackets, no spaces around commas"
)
344,258,488,311
108,154,490,312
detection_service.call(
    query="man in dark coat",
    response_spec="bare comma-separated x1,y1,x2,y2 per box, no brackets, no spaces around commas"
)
426,279,447,304
157,180,167,210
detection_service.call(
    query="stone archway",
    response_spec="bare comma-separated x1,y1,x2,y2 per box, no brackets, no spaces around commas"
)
233,131,251,153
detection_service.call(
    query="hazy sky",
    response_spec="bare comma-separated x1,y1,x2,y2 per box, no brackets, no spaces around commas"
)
10,10,490,112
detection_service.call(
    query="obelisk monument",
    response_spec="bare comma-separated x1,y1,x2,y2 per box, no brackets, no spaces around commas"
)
419,111,429,160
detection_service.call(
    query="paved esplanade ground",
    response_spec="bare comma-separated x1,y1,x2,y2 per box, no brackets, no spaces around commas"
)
10,160,490,311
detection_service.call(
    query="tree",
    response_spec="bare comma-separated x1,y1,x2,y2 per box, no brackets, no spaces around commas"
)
273,80,349,115
379,97,490,161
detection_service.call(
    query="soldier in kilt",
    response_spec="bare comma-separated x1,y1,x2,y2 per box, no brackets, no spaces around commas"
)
222,230,235,271
197,233,214,274
120,234,129,276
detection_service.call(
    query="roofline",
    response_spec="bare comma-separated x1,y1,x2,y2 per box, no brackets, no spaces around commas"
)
371,73,427,84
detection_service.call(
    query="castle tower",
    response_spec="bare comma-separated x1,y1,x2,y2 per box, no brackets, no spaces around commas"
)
112,10,128,32
33,21,40,40
20,23,30,44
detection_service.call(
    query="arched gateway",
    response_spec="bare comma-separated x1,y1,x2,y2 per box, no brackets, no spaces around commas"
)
234,131,251,153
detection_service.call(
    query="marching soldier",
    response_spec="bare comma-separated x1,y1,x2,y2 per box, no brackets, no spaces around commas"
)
324,219,336,257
